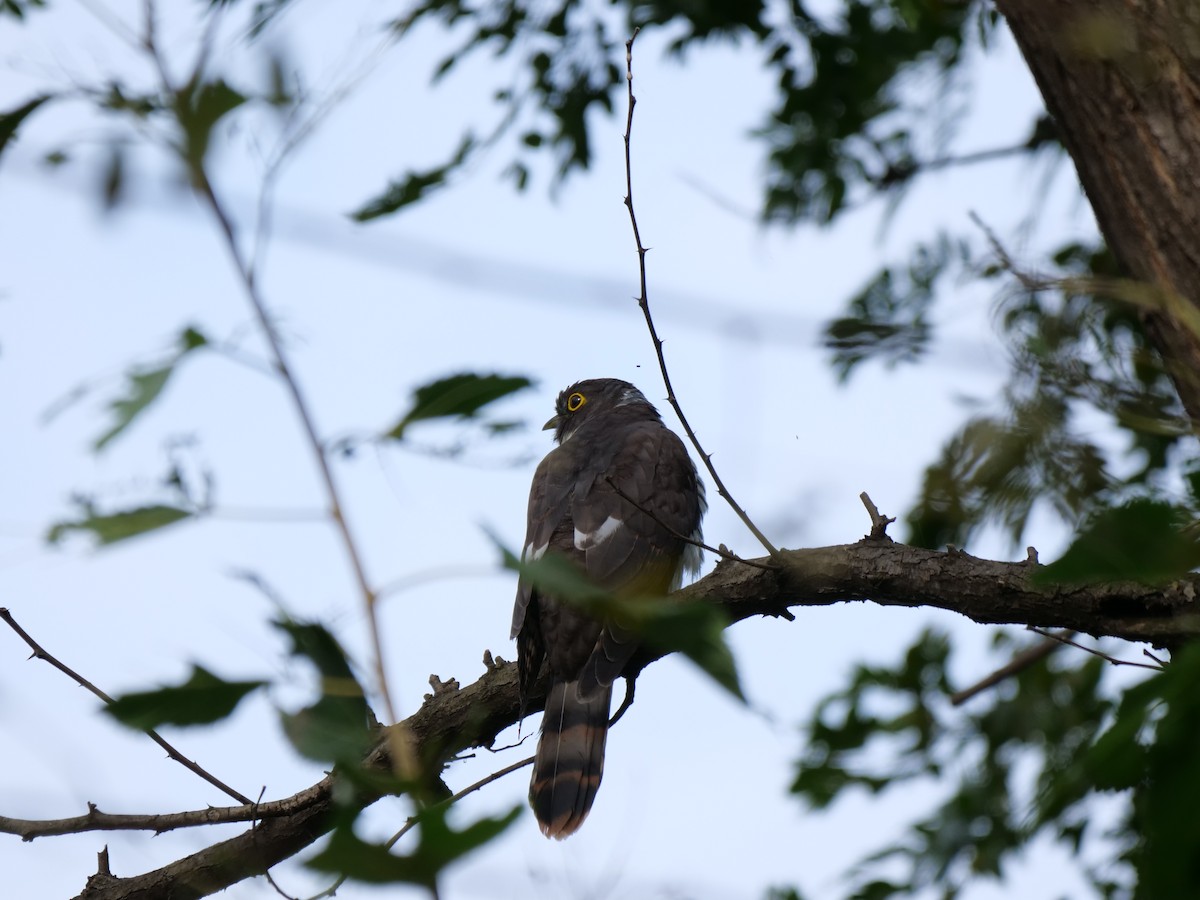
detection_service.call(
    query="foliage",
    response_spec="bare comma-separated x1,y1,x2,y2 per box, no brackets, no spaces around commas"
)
790,629,1118,898
389,0,1002,210
906,240,1192,551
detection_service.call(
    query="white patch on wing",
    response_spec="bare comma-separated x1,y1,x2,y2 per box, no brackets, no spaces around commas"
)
574,515,624,551
523,541,548,562
671,526,705,591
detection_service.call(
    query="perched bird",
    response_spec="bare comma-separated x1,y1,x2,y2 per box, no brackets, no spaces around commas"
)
512,378,706,838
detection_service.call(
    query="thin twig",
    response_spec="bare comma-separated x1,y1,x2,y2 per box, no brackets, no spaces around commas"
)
621,30,780,560
385,755,534,848
949,635,1061,706
1027,626,1166,671
0,608,251,805
139,2,417,781
603,476,774,571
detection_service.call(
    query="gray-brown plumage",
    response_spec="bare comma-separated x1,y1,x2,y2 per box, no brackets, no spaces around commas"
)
512,378,705,839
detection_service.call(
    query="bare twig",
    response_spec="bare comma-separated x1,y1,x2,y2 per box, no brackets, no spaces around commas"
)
139,2,417,781
0,608,251,805
622,30,780,560
603,476,775,571
1027,626,1166,671
858,492,896,541
950,635,1061,706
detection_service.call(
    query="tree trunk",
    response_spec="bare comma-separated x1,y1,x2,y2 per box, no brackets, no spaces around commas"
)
997,0,1200,427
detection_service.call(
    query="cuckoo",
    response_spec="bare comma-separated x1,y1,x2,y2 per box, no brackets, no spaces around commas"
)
511,377,706,838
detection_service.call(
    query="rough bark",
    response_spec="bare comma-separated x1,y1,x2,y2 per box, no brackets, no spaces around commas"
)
996,0,1200,425
71,536,1200,899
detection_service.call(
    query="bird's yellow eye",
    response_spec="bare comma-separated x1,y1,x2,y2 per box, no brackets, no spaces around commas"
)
567,392,586,412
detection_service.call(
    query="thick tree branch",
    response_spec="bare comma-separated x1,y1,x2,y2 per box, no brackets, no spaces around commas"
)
71,537,1199,899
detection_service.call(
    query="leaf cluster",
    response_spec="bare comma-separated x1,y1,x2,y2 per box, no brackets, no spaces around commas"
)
788,628,1121,899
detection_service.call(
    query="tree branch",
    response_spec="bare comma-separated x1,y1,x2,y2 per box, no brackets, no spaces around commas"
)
69,533,1199,898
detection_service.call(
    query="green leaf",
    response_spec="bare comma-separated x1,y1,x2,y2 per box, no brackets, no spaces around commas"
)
387,373,533,440
350,135,474,222
0,95,53,162
307,804,521,887
493,535,745,701
93,326,209,451
1,0,48,20
627,598,744,701
175,79,246,169
274,618,374,763
1035,499,1200,585
105,665,265,729
46,503,193,546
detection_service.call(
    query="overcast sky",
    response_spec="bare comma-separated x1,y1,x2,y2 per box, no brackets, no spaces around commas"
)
1,3,1113,898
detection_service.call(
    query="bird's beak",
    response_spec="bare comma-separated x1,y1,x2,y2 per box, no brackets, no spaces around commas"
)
543,415,559,432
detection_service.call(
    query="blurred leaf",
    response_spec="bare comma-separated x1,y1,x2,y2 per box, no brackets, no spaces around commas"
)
387,373,533,439
46,503,193,546
175,79,246,169
0,95,53,161
1036,500,1200,585
100,142,125,211
906,396,1109,550
493,535,744,701
626,598,744,700
93,325,209,451
307,803,520,887
1,0,47,19
275,618,374,763
825,236,962,381
105,665,265,729
350,136,474,222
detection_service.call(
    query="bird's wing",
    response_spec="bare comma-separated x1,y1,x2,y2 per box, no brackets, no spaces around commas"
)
511,445,576,640
573,423,704,694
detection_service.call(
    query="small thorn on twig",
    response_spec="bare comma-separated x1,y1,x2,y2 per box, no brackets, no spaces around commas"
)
97,845,111,877
482,650,507,672
858,492,896,541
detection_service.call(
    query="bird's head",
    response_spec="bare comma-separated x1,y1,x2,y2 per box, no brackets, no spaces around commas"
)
545,378,658,444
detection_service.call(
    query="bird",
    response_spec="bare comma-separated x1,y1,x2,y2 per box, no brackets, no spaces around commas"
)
511,377,706,838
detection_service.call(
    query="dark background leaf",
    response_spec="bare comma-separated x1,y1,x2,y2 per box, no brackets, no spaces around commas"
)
307,804,520,887
1036,499,1200,585
275,618,374,763
388,373,533,439
46,503,193,546
105,665,265,729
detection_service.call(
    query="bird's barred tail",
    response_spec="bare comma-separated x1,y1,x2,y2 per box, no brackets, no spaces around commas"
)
530,679,611,839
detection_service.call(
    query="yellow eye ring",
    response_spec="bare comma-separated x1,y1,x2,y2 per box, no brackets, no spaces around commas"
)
567,392,586,412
